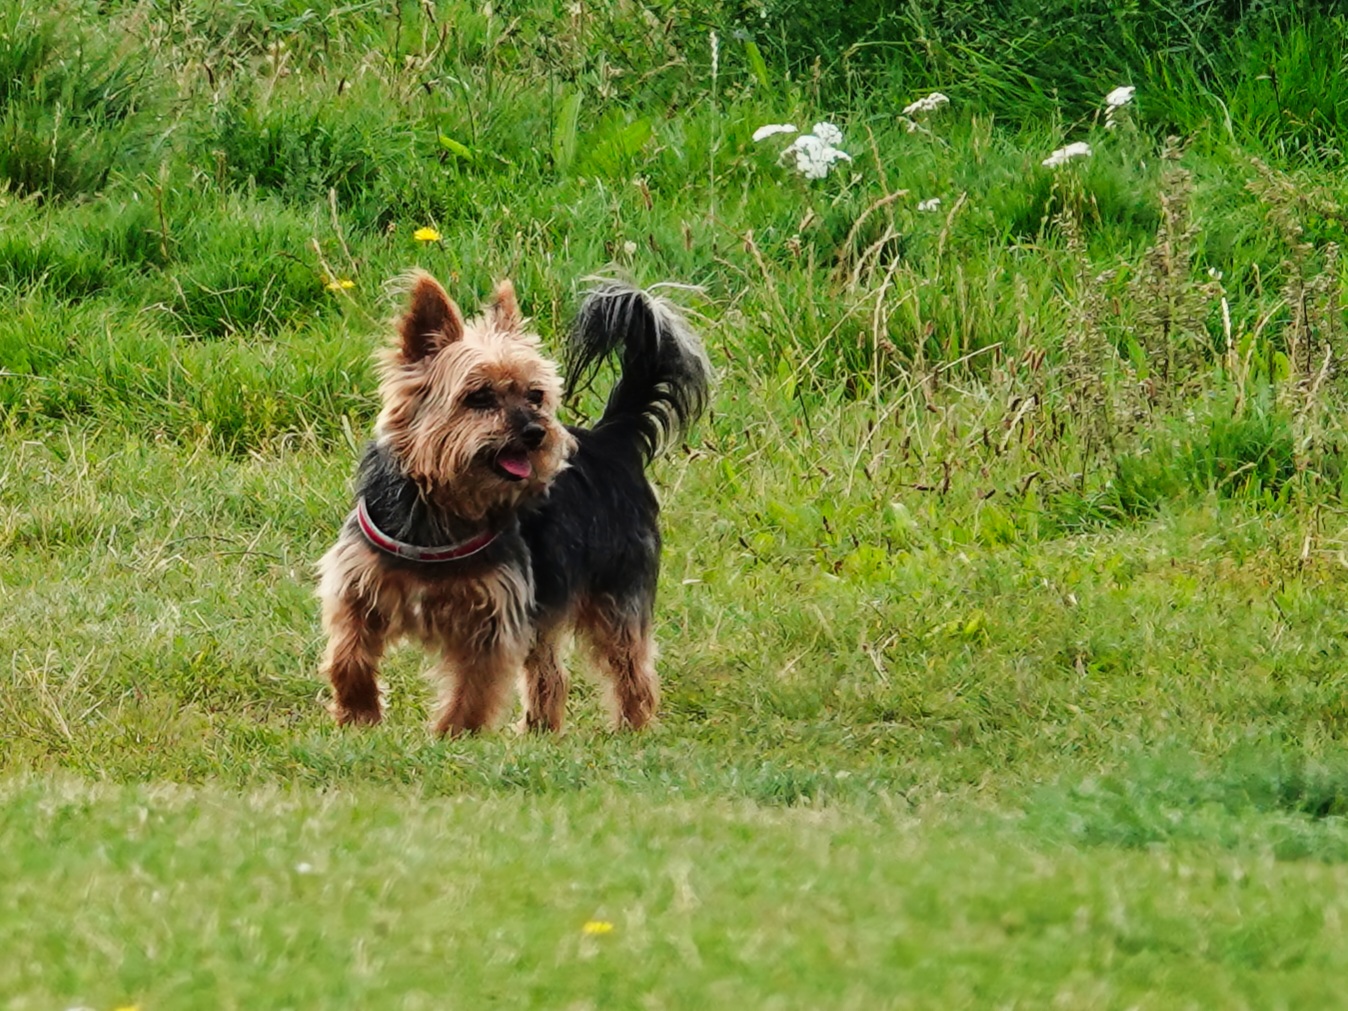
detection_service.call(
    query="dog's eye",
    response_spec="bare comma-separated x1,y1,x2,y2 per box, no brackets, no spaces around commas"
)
463,387,497,410
526,389,545,407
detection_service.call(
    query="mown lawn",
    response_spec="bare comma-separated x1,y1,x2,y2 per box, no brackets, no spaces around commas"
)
8,778,1348,1010
7,425,1348,1007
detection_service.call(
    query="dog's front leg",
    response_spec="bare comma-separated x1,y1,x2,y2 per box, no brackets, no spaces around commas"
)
433,639,526,736
320,596,389,726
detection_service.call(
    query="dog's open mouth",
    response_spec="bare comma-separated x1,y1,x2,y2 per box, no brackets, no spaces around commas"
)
493,448,533,481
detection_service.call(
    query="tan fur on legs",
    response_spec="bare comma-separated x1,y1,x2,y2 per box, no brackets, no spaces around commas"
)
320,596,389,725
578,601,660,730
433,642,524,736
522,624,571,732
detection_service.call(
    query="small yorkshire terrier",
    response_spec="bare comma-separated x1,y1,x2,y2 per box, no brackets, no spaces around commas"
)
316,271,709,735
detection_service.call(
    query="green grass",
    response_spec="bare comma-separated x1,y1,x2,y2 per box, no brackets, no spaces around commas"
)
10,778,1348,1009
6,0,1348,1005
8,417,1348,1005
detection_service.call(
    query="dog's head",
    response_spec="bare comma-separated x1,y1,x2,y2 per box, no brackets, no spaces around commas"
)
374,271,576,521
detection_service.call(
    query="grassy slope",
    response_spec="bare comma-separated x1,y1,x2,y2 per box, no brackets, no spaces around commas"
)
5,1,1348,1005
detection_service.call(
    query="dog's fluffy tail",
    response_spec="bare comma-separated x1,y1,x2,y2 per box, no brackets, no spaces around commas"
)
566,280,711,461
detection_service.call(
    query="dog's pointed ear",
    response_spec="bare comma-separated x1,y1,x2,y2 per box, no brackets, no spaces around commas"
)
488,279,523,333
399,272,464,360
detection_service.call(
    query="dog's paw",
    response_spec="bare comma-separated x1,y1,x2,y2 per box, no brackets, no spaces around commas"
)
515,711,566,735
332,703,383,727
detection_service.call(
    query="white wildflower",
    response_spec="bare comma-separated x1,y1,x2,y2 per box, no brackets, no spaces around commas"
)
1041,141,1092,168
917,197,941,212
1104,85,1135,130
752,123,798,142
295,862,316,875
757,123,850,179
811,121,843,146
1104,85,1135,109
1207,267,1223,281
781,132,851,180
903,92,950,116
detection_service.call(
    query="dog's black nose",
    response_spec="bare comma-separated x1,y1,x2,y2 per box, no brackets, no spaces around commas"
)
521,422,546,449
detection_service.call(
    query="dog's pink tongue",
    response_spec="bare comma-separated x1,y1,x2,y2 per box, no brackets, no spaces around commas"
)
499,452,532,479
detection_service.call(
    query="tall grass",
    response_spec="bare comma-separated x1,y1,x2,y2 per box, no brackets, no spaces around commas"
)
0,0,1345,511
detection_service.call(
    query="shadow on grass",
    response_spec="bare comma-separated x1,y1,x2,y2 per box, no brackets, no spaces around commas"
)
1025,745,1348,862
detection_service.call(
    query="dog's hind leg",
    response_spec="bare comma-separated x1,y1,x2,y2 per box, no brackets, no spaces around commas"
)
521,624,570,733
579,599,660,730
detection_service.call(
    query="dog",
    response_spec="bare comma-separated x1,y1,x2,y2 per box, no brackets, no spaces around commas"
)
316,271,710,735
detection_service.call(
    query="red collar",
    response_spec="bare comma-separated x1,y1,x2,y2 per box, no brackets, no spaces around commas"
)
356,498,499,563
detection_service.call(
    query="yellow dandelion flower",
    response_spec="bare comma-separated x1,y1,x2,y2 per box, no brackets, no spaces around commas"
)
114,1005,140,1011
413,226,442,242
582,920,614,935
325,278,356,291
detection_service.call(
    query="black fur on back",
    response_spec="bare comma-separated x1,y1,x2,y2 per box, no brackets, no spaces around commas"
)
565,280,711,462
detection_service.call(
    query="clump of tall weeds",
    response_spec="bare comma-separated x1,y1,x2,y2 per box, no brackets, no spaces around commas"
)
1247,159,1345,430
1125,139,1216,400
1049,142,1348,524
